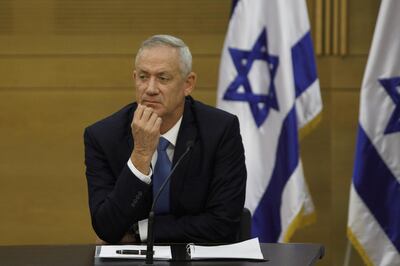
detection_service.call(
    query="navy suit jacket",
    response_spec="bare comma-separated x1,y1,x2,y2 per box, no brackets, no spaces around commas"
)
84,96,246,244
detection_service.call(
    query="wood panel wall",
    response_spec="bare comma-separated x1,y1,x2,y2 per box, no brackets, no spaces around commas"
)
0,0,380,265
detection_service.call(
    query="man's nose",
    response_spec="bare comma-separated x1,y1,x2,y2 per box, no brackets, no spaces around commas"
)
146,77,158,95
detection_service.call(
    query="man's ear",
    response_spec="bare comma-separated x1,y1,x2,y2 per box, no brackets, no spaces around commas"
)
133,70,137,80
184,72,196,96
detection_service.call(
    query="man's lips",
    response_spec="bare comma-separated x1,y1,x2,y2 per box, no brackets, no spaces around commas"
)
142,100,161,106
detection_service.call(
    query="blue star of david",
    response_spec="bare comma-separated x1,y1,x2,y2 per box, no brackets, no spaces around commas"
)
379,77,400,134
223,28,279,127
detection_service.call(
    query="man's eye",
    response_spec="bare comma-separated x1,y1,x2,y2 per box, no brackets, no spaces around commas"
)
139,74,147,80
159,76,170,82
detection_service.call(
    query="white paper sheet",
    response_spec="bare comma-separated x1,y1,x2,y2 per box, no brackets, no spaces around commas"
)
189,238,264,260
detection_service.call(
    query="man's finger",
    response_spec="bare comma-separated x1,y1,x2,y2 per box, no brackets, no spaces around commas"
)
153,117,162,132
141,106,154,122
147,111,159,128
133,104,145,122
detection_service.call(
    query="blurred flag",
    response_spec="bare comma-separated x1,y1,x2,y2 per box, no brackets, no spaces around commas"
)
217,0,322,242
347,0,400,264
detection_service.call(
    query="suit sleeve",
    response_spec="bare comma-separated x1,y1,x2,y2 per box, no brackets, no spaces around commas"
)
154,116,247,243
84,128,151,243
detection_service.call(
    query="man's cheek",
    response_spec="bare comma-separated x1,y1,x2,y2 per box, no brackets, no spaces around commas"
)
136,91,144,102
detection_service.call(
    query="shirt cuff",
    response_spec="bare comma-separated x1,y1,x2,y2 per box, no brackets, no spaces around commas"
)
138,219,148,242
127,159,152,184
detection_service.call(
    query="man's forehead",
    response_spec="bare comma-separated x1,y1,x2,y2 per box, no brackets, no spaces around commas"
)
135,60,177,72
136,67,173,75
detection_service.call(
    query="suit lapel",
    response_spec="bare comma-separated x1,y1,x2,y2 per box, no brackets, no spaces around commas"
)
170,99,197,212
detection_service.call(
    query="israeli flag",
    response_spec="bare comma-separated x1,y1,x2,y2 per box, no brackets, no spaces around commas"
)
217,0,322,242
347,0,400,264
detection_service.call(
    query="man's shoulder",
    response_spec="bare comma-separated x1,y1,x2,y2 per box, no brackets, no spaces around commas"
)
190,98,237,123
85,102,135,134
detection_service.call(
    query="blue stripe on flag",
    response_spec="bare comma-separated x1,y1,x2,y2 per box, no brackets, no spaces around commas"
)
353,125,400,252
291,31,318,98
252,106,299,242
230,0,240,17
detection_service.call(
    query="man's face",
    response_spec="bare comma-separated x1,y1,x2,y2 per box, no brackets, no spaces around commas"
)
134,45,195,123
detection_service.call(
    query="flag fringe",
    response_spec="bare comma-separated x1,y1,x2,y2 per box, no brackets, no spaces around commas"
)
282,205,316,242
347,227,374,266
299,112,322,140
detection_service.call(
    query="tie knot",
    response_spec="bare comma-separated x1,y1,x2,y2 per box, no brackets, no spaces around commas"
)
157,137,170,151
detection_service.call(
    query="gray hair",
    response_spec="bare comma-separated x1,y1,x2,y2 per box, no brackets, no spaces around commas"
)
135,35,192,77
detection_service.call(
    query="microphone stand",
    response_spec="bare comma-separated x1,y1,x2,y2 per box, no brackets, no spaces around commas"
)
144,142,193,265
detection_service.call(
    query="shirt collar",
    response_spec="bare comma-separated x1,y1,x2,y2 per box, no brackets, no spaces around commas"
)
161,116,182,147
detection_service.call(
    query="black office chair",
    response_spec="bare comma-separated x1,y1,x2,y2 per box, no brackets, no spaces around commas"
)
237,208,252,241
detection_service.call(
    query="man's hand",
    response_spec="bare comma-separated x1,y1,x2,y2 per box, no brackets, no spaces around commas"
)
130,104,162,175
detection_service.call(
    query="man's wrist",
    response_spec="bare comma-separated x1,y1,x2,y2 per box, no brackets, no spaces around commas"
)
131,151,152,175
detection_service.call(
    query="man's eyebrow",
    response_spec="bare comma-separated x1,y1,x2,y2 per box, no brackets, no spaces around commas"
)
136,69,172,76
157,71,171,76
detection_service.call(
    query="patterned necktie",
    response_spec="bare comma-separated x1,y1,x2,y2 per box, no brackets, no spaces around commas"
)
153,137,172,214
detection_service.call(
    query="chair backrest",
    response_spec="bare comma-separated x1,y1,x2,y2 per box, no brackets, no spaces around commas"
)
237,208,252,241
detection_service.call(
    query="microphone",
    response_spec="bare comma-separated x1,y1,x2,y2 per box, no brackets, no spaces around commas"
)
145,141,194,265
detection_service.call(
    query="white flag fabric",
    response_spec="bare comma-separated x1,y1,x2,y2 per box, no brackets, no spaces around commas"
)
347,0,400,265
217,0,322,242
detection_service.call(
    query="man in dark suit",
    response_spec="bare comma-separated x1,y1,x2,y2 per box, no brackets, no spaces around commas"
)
84,35,246,244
